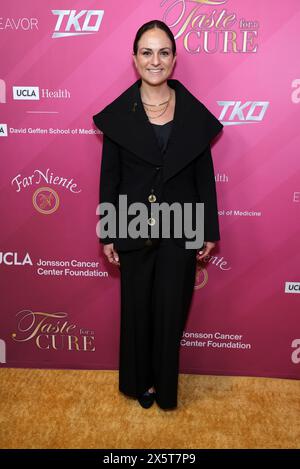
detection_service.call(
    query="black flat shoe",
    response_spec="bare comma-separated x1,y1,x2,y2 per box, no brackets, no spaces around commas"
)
138,391,155,409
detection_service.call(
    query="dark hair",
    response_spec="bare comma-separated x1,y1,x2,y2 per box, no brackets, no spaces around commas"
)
133,20,176,56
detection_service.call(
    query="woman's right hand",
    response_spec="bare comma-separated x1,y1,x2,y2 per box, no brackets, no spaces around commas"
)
103,243,120,267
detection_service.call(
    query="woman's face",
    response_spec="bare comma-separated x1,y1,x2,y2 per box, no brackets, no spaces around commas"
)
133,28,176,86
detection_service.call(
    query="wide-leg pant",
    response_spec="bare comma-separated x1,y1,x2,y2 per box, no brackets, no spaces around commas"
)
117,238,197,409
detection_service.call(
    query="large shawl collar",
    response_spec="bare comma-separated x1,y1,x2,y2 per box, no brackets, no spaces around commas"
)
93,78,223,183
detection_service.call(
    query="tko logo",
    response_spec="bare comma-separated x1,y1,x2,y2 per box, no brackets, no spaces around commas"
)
217,101,269,126
51,10,104,38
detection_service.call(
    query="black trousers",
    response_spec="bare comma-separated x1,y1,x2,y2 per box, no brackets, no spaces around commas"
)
118,238,197,409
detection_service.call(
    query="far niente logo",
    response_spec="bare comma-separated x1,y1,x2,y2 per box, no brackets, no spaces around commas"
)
32,187,60,214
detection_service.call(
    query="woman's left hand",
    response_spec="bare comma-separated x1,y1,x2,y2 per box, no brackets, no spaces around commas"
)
196,241,216,261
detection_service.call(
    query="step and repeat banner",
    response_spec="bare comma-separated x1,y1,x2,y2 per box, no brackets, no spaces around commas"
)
1,1,299,379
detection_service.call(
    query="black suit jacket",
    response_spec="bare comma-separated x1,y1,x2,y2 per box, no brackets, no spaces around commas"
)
93,78,223,251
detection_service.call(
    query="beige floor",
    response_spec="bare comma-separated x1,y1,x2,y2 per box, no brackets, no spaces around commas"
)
0,368,299,449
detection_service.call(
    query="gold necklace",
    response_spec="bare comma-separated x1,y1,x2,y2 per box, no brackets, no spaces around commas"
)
142,96,171,107
142,90,173,120
144,101,170,119
142,91,172,107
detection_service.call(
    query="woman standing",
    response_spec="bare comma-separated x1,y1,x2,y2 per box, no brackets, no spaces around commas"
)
93,20,223,410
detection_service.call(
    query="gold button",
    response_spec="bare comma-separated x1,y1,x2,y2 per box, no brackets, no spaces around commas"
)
148,194,156,203
147,217,156,226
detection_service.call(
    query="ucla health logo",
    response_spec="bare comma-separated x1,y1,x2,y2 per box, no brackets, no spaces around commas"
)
285,282,300,294
13,86,39,100
1,79,70,103
51,10,104,38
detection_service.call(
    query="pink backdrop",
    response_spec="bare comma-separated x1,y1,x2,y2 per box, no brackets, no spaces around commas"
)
1,1,299,379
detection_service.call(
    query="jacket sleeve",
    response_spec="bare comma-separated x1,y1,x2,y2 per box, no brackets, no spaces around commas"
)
195,144,220,242
98,133,121,245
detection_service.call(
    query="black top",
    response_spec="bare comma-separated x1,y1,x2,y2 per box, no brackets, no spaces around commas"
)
151,120,173,155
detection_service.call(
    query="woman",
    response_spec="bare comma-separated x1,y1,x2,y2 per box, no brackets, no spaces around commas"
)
93,20,223,410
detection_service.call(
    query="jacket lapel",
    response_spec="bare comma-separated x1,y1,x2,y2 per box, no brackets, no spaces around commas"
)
93,79,162,167
163,81,223,182
126,80,164,166
93,78,223,183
